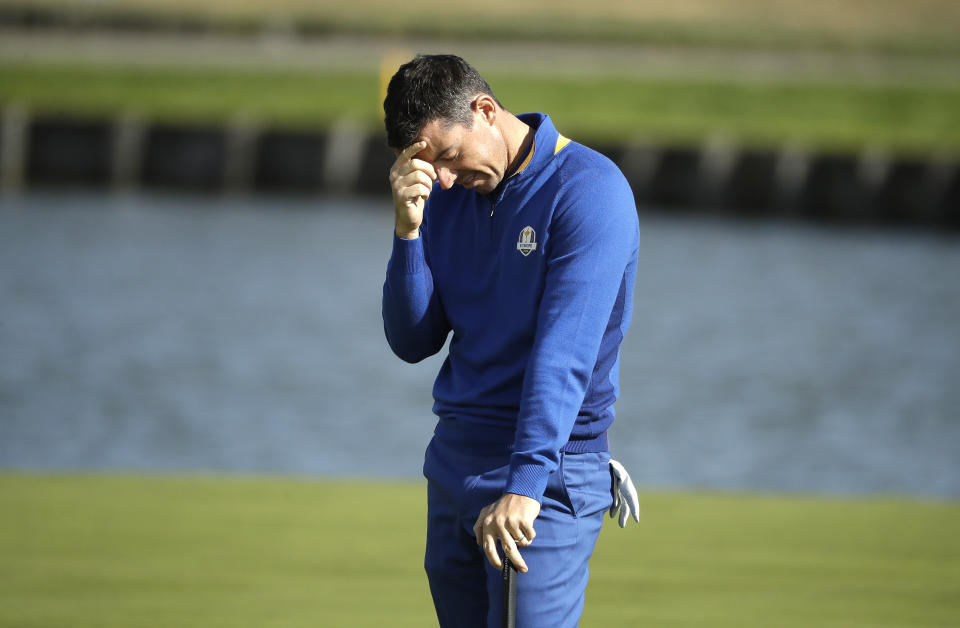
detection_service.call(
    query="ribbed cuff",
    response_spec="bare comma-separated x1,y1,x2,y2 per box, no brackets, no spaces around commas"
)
504,462,550,504
390,231,425,275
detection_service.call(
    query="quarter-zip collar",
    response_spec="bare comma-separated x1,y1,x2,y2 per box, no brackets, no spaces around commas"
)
486,112,560,208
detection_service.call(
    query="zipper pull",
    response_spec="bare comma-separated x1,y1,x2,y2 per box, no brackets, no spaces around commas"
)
490,201,495,218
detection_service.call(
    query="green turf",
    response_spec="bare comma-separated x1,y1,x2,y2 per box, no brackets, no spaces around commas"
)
0,64,381,131
1,473,957,627
3,61,960,154
10,0,960,54
499,75,960,154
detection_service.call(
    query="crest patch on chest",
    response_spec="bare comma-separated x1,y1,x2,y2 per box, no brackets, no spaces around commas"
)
516,226,537,256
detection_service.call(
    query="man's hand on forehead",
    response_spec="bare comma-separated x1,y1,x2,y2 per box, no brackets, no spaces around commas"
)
408,138,437,163
394,139,426,156
395,140,425,159
399,140,438,181
389,139,438,239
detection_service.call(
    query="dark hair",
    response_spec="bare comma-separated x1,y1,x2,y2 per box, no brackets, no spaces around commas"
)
383,54,500,149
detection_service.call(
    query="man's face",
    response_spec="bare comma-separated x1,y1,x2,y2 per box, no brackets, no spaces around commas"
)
414,113,508,196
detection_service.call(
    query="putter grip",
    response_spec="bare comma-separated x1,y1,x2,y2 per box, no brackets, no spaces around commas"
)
502,558,517,628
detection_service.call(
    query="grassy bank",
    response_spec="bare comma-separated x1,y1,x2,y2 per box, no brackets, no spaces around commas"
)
3,61,960,154
8,0,960,54
1,473,958,627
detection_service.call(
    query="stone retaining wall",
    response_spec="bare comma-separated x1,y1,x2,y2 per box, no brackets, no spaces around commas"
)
2,108,957,229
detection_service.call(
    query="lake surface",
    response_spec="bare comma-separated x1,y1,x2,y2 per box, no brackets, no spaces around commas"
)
1,192,958,497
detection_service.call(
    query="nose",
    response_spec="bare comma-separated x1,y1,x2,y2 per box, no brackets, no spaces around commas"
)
436,167,456,190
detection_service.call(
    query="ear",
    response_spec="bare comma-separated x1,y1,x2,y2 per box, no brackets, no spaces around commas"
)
472,94,497,126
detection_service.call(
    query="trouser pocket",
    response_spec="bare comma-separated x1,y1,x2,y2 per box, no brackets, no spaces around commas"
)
560,451,614,519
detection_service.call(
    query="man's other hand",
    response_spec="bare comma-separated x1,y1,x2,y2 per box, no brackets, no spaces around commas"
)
473,493,540,573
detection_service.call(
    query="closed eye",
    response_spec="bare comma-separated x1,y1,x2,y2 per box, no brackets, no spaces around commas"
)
437,150,458,164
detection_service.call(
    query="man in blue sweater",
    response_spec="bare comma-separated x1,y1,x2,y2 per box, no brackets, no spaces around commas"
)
382,55,639,627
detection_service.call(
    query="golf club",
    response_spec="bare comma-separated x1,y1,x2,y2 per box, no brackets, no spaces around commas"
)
502,557,517,628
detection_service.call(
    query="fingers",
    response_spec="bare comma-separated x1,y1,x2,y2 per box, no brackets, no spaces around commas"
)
409,157,438,182
390,141,438,230
473,511,504,571
393,172,434,208
391,141,438,182
472,504,490,546
482,533,502,571
392,159,438,188
498,535,528,573
480,530,528,573
396,168,435,194
517,520,536,547
397,140,426,161
472,506,534,574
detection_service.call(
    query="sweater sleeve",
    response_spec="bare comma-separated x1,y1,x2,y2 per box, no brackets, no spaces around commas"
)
382,231,451,363
505,161,639,501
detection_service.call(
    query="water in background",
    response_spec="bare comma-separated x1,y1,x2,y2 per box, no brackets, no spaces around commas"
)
1,193,958,497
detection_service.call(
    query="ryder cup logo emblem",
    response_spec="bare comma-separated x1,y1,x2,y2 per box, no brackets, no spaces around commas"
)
516,226,537,256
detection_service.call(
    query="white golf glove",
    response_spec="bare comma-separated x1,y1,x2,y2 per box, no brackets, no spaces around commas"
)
609,459,640,528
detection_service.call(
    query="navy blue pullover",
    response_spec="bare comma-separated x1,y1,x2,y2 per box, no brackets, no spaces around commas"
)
383,113,639,502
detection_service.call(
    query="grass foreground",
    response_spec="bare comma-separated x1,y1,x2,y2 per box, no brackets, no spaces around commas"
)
1,473,958,627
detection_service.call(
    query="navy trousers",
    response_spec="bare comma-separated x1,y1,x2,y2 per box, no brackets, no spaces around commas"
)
423,419,612,628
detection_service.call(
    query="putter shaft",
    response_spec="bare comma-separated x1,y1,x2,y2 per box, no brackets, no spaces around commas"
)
502,558,517,628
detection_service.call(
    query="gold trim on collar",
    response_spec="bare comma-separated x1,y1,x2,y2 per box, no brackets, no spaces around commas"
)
515,139,535,175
